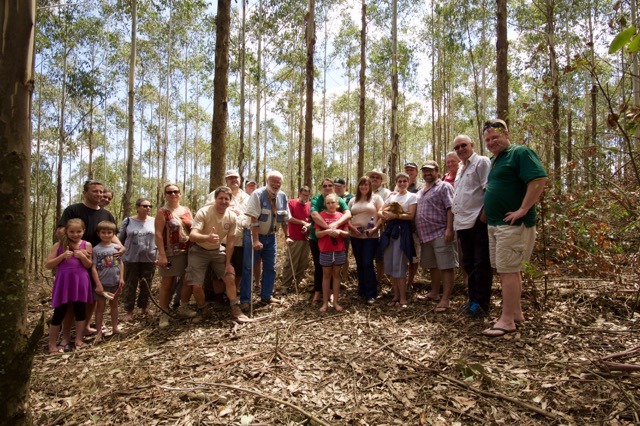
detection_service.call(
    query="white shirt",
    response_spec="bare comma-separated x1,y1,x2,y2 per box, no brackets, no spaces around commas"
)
452,152,491,231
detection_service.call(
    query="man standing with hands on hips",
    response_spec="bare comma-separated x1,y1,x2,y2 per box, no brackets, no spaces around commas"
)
481,119,547,337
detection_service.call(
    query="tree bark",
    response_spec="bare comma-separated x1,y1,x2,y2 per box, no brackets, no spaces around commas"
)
123,0,137,218
0,1,43,423
210,0,231,191
389,0,399,181
357,0,367,180
304,0,315,188
496,0,509,123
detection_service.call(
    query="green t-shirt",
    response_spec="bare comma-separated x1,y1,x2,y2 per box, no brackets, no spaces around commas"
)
484,144,547,227
309,193,349,241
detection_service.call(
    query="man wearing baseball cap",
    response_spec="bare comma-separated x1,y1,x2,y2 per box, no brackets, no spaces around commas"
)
415,160,457,312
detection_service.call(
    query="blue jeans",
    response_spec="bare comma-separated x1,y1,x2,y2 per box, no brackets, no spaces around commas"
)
240,229,277,303
351,237,379,299
457,218,493,311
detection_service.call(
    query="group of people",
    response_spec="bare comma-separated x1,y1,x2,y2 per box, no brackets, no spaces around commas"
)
46,118,547,353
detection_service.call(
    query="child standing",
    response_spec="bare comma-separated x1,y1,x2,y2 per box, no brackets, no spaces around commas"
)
315,194,349,312
91,221,124,342
46,218,94,354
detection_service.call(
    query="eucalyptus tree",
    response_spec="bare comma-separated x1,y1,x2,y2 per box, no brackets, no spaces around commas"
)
496,0,509,122
0,1,42,424
304,0,316,187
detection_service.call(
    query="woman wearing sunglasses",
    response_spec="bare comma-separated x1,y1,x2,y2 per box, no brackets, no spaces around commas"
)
119,198,157,322
154,184,193,327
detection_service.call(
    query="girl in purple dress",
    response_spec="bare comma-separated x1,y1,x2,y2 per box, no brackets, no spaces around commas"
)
46,219,94,354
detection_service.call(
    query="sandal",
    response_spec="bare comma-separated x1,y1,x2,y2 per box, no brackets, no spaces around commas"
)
387,300,399,307
434,305,450,313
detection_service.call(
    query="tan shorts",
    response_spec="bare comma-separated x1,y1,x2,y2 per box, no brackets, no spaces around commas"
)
158,253,188,277
420,235,458,270
488,224,536,273
185,244,228,285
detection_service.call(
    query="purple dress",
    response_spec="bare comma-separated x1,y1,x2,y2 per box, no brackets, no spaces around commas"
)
51,240,93,308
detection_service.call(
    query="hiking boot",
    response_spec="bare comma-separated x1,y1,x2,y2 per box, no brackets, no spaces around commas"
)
176,305,198,318
240,302,251,312
159,313,170,328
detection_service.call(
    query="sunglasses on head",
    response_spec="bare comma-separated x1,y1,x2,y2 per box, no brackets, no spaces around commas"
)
165,190,180,195
453,143,468,151
483,121,506,132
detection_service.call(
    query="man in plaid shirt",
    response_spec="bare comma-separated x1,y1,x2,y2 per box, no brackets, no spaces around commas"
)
415,160,458,313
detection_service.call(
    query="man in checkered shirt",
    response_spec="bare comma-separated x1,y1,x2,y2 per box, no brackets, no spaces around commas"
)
414,160,458,313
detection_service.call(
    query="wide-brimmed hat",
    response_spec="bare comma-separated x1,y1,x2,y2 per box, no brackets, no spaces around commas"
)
365,168,388,184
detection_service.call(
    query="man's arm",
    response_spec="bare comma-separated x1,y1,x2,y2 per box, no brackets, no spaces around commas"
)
504,177,548,225
445,208,454,242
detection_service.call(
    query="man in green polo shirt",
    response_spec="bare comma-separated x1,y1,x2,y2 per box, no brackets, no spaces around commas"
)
482,119,547,337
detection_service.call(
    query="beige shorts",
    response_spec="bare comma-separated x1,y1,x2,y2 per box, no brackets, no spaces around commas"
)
420,236,458,270
158,253,188,277
488,224,536,273
185,244,228,285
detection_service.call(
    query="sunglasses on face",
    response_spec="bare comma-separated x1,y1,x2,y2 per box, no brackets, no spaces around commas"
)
454,143,468,151
483,121,506,132
165,190,180,195
370,175,381,180
322,184,333,188
138,204,152,208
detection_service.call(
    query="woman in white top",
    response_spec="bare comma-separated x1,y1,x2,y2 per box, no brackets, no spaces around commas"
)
378,173,417,309
348,176,384,304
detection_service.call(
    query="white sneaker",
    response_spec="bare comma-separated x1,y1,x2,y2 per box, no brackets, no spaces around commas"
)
159,313,169,328
176,305,197,318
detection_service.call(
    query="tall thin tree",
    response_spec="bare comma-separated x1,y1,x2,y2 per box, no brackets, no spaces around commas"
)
210,0,231,190
0,1,43,423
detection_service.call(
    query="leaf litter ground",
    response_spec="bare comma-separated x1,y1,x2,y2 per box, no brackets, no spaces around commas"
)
29,260,639,425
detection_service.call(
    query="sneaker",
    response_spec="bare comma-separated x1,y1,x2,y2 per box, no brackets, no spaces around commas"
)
466,302,489,318
260,297,282,304
367,298,375,305
176,305,198,318
159,313,169,328
240,302,251,311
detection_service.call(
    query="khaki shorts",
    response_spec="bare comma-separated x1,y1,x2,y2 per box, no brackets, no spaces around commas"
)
488,224,536,273
158,252,188,278
420,235,459,270
185,244,228,285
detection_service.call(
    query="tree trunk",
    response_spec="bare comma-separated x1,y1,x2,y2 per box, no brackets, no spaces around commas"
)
546,0,561,194
496,0,509,122
389,0,399,181
357,0,366,180
238,0,246,182
210,0,231,191
254,0,263,183
304,0,315,187
0,1,43,423
123,0,137,218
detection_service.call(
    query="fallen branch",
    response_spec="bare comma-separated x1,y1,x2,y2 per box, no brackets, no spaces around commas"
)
383,345,560,420
194,382,331,426
600,345,640,361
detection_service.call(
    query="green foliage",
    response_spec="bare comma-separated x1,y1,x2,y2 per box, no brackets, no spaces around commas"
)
609,26,636,54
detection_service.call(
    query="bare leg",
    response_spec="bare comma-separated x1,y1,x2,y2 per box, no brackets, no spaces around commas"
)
74,320,85,347
333,265,343,311
429,268,442,299
179,275,193,306
484,272,520,333
94,299,106,341
61,308,73,345
48,324,61,354
397,277,408,306
436,269,454,310
110,298,120,333
407,262,418,288
85,301,97,334
320,266,332,312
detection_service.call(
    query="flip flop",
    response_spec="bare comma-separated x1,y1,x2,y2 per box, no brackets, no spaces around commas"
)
434,306,450,313
387,300,399,307
482,326,517,337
